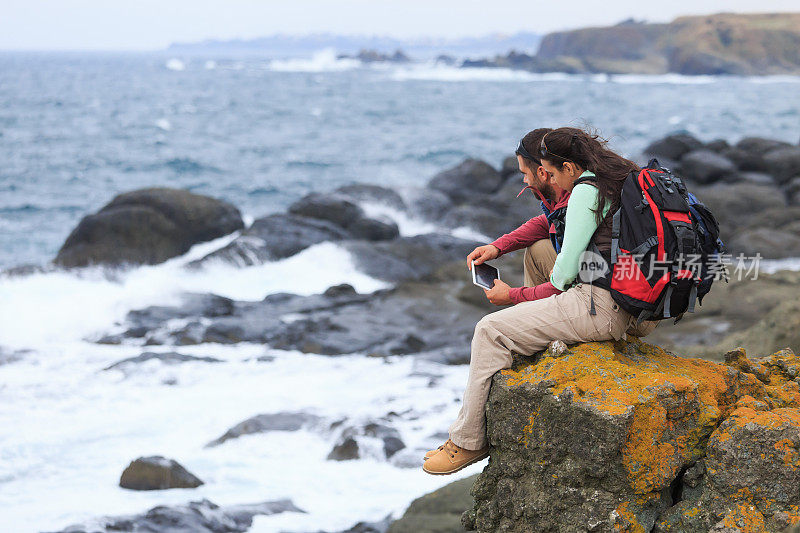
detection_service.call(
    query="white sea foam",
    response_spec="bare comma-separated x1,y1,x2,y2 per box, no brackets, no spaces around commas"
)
391,63,539,82
0,238,387,349
165,58,186,71
155,118,171,131
204,60,217,70
269,49,361,73
597,73,718,85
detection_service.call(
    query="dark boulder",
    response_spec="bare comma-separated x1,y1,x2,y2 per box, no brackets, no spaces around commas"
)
206,412,325,447
764,146,800,184
327,436,360,461
720,146,768,172
289,192,365,228
500,155,520,179
678,149,737,184
736,136,793,154
705,139,730,153
643,134,703,162
119,456,203,490
50,498,304,533
103,351,223,374
334,183,406,211
189,213,351,268
55,188,243,268
693,182,786,234
287,192,400,241
726,228,800,259
428,159,504,204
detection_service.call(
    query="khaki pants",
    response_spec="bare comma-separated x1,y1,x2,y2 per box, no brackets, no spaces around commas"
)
448,239,658,450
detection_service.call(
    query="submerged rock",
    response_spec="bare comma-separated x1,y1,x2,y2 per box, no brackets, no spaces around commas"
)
55,187,243,268
463,339,800,532
119,456,204,490
50,497,304,533
205,411,325,447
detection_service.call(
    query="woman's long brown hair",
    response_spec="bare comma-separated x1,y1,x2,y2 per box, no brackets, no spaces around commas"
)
539,127,640,224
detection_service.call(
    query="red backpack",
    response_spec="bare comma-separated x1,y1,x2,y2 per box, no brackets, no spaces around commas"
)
580,159,725,324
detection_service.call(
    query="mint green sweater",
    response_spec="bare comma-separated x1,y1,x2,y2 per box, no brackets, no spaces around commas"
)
549,171,612,291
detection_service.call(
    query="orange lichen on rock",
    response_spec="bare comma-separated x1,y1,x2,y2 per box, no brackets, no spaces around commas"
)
719,502,767,532
612,501,646,533
500,338,765,494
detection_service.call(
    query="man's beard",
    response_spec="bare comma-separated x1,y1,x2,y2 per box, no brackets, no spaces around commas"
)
537,182,557,203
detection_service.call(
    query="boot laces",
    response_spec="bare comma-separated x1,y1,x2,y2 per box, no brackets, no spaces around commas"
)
443,439,459,458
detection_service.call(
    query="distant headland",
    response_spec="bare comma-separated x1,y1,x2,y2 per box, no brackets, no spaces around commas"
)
168,12,800,76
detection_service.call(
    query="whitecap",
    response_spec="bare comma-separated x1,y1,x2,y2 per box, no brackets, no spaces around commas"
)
165,58,186,71
268,49,360,73
0,238,388,349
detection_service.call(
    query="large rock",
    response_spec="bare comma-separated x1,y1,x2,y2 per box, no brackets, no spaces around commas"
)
119,456,204,490
51,498,304,533
428,159,504,204
463,339,800,532
693,182,786,234
764,147,800,185
678,149,737,184
726,228,800,259
288,192,400,241
644,134,704,162
55,188,243,268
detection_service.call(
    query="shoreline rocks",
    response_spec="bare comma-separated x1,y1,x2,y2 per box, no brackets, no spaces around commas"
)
49,497,304,533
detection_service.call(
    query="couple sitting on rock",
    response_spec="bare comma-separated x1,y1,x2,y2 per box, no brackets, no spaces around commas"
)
423,126,659,475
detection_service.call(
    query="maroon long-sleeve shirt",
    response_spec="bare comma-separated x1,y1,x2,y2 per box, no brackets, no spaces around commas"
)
490,187,572,304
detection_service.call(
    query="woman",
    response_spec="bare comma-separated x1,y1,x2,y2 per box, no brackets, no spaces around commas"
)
422,127,657,475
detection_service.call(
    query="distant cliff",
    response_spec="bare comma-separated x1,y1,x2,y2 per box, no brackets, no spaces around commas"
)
474,13,800,75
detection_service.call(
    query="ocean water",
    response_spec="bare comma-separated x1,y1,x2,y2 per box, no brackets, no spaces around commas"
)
2,50,800,269
1,51,800,532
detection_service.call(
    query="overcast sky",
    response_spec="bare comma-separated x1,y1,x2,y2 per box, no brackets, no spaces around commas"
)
3,0,800,51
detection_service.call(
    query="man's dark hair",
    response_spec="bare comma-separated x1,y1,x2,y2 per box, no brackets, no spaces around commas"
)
519,128,553,168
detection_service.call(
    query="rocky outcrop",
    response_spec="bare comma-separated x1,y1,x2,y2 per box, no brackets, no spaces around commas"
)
49,497,304,533
463,13,800,76
55,187,243,268
463,339,800,532
119,456,204,490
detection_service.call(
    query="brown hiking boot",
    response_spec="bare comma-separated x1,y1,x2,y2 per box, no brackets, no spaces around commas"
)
422,438,489,475
423,444,444,460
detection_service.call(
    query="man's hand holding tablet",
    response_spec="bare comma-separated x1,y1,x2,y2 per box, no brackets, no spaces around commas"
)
470,260,513,306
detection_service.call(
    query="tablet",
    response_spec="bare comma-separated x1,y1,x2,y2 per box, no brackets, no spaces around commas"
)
471,261,499,290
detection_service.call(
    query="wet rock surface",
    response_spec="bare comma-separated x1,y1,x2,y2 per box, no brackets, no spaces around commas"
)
98,279,487,357
54,187,244,268
49,497,304,533
119,456,204,490
462,339,800,532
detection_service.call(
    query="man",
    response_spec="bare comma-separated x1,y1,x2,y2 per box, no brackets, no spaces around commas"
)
467,128,569,306
422,128,657,475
